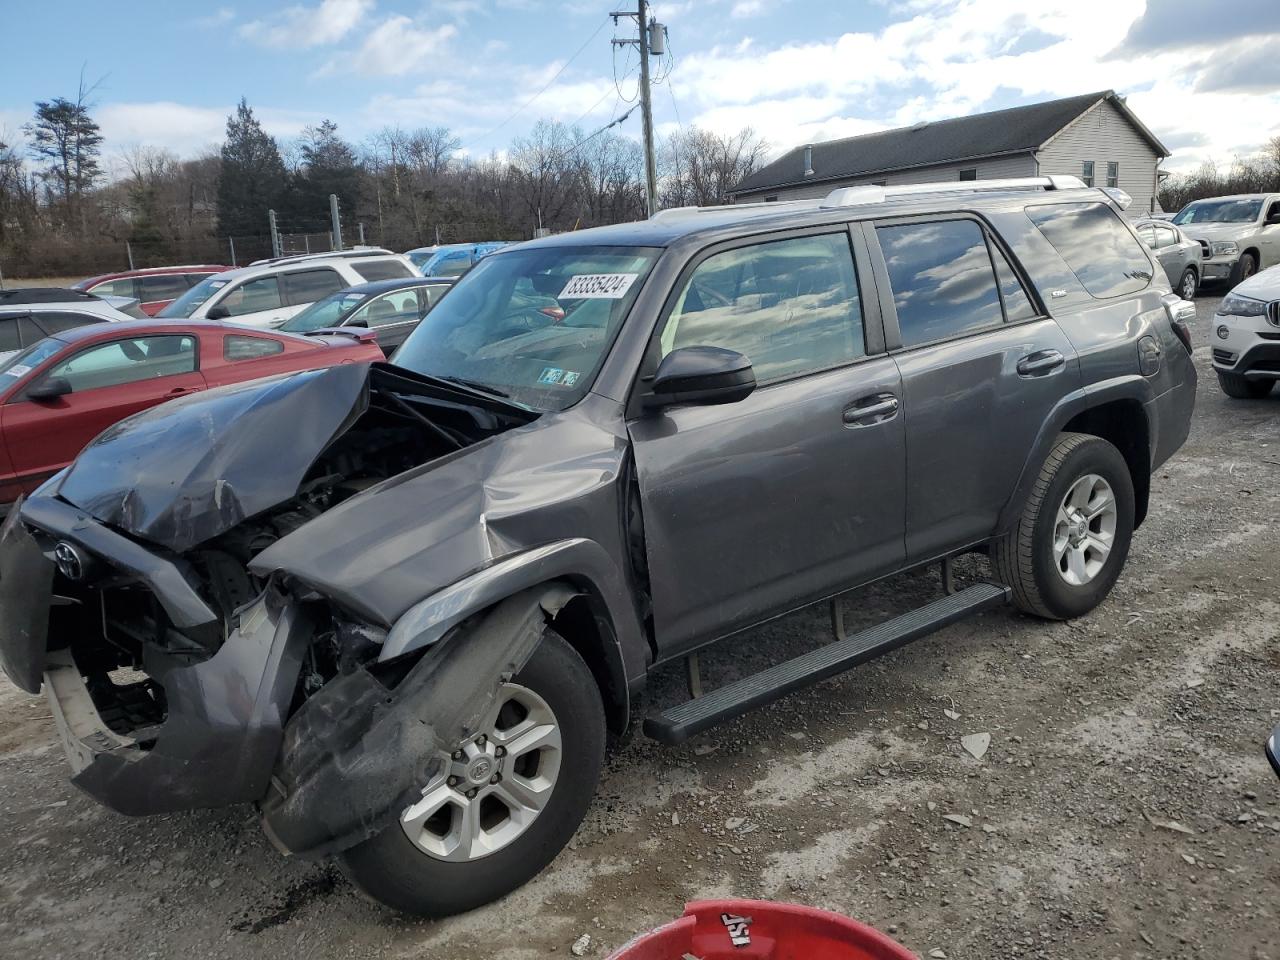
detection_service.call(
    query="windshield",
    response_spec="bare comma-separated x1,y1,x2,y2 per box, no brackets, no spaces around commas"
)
158,275,230,317
407,250,436,271
0,338,65,391
1172,199,1263,225
280,291,367,333
392,245,660,411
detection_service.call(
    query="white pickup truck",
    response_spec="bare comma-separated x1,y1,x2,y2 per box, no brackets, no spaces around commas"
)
1171,194,1280,286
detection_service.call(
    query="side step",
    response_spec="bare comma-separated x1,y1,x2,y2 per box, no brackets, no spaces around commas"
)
643,581,1010,745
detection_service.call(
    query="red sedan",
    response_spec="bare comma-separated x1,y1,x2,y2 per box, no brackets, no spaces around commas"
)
73,265,232,316
0,320,382,503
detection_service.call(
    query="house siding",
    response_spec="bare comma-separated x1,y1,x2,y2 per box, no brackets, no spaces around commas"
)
734,154,1037,203
1035,98,1161,213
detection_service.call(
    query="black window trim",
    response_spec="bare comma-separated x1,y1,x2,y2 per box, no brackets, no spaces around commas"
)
25,332,202,399
625,221,889,419
865,211,1048,354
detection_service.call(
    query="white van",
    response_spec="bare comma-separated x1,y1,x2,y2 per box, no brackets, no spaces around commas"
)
158,249,419,329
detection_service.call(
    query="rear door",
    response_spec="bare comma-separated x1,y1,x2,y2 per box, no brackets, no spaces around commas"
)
280,267,347,324
866,214,1081,562
0,333,206,491
628,227,906,657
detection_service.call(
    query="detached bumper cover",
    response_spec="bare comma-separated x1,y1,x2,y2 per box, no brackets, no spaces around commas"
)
0,498,55,694
44,591,314,816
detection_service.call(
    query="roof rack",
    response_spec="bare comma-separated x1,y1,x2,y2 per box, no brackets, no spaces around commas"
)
0,287,98,305
652,176,1090,223
249,247,396,267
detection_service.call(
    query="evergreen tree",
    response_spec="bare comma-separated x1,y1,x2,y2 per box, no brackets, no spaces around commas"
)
25,84,103,230
291,119,361,230
216,98,287,237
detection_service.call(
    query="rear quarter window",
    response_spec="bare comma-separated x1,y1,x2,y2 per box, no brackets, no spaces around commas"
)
352,259,415,282
1025,202,1154,299
224,335,286,361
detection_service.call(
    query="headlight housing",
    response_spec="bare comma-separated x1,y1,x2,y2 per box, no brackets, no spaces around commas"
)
1219,292,1267,317
1211,240,1239,258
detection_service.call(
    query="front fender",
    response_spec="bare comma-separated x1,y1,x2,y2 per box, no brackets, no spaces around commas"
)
996,375,1153,534
379,538,646,726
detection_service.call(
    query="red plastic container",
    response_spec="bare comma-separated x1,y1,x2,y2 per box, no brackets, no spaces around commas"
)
606,900,918,959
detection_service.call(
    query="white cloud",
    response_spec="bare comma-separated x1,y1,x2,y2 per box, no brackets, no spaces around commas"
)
240,0,373,48
194,7,235,28
95,102,319,159
340,16,458,76
731,0,766,17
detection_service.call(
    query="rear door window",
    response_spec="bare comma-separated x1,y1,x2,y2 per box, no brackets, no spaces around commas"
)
659,232,866,382
1025,202,1153,298
0,317,20,353
352,259,414,282
876,219,1005,347
139,274,191,303
281,268,346,306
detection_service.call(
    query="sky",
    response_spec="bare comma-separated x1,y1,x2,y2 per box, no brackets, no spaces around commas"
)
2,0,1279,178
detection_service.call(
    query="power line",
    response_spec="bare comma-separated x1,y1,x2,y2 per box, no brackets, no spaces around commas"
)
460,15,611,153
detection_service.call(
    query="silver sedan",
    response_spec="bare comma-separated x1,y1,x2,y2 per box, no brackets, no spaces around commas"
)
1135,219,1202,299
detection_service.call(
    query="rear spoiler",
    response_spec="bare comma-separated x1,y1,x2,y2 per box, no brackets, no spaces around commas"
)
303,327,380,345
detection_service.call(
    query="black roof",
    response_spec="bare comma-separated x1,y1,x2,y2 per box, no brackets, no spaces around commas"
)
0,287,99,305
735,91,1169,195
342,277,455,296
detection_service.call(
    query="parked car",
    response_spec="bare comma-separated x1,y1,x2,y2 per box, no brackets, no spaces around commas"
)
0,291,141,364
0,176,1196,918
0,320,382,504
0,286,146,318
414,241,512,278
1170,194,1280,285
1209,263,1280,398
157,249,418,329
404,245,439,273
72,265,231,316
1134,218,1201,299
278,277,455,355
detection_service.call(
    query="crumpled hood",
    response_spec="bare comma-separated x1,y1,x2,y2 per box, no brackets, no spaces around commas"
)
1181,222,1253,244
51,364,370,552
1229,262,1280,301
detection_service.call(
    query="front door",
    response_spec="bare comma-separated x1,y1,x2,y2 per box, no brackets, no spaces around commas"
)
628,228,907,657
867,215,1082,562
1,333,205,491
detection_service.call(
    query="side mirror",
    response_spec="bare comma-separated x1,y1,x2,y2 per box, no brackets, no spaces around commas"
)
346,316,369,328
206,305,231,321
1267,213,1280,226
27,376,71,402
645,346,755,410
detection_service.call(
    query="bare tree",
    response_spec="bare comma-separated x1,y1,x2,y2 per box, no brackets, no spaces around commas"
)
660,126,768,208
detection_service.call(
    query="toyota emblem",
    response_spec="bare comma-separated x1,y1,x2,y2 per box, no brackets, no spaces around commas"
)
53,541,85,581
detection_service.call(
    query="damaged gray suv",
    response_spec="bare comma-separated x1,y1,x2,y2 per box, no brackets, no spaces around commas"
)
0,176,1196,917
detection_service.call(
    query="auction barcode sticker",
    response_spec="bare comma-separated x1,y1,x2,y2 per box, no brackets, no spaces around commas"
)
558,273,639,299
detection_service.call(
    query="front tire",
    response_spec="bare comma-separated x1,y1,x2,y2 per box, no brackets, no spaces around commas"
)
339,629,605,917
1230,252,1258,286
1217,370,1274,399
992,433,1135,620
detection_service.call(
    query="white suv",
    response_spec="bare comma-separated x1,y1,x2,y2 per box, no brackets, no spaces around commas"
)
157,249,418,329
1210,263,1280,398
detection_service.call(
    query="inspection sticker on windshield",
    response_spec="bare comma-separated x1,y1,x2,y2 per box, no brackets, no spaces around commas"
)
6,365,31,377
558,273,638,300
537,367,581,387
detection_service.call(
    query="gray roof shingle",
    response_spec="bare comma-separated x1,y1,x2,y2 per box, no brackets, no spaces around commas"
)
734,91,1167,195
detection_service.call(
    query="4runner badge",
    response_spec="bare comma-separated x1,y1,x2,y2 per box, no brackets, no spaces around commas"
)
721,912,751,947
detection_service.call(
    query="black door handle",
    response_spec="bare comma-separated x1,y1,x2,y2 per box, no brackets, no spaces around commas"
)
1016,350,1065,376
843,394,899,426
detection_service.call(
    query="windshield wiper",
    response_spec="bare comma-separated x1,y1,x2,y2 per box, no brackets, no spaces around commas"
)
439,375,511,398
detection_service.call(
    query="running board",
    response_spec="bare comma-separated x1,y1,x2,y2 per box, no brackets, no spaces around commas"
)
643,581,1011,745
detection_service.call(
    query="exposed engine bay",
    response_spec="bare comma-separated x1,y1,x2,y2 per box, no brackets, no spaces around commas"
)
44,365,538,741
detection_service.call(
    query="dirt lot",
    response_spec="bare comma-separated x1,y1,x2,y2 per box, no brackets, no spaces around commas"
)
1,290,1276,960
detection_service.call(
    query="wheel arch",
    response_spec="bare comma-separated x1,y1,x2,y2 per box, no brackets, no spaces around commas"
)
998,379,1153,534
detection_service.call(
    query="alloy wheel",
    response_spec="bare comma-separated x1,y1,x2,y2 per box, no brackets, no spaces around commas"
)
400,683,563,862
1052,473,1118,587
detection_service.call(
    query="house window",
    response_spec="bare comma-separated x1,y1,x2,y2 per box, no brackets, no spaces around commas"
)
959,168,977,181
1081,161,1095,187
1106,162,1119,188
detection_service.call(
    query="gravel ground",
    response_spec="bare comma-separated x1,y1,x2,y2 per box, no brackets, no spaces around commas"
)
1,290,1277,960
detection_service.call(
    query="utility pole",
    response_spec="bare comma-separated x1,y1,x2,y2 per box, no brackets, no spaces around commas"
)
613,1,663,218
329,193,343,251
268,209,281,258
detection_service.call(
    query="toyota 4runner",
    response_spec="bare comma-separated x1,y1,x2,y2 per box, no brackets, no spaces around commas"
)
0,176,1196,917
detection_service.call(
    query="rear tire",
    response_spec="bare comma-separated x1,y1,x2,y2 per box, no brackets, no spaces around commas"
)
1217,370,1274,399
338,629,605,917
992,433,1134,620
1178,267,1197,300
